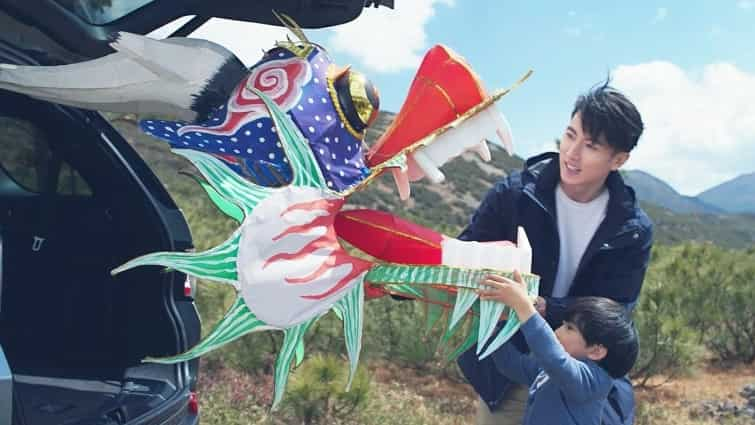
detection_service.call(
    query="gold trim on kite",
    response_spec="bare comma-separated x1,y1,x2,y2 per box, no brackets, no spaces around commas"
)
326,64,366,140
348,72,377,128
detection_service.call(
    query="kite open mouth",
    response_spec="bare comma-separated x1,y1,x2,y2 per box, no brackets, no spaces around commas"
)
362,43,531,200
389,102,514,199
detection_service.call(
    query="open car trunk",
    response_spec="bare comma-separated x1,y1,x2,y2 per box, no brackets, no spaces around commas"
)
0,39,199,425
0,0,396,422
11,371,183,425
0,0,391,58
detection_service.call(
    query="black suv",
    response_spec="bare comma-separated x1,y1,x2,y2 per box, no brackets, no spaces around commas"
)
0,1,390,424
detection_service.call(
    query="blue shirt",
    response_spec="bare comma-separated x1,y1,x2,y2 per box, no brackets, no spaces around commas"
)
493,314,613,425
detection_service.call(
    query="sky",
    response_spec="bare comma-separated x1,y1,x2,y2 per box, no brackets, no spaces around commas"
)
151,0,755,196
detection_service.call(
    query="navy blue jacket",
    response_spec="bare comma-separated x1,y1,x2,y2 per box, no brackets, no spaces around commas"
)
457,152,652,419
494,314,614,425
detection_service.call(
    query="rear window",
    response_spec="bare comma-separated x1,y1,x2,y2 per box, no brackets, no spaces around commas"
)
55,0,154,25
0,117,92,196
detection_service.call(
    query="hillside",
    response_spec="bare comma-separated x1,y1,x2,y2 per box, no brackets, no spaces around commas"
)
641,202,755,249
112,111,755,249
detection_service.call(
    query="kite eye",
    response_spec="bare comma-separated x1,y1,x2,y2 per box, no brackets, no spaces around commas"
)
333,69,380,133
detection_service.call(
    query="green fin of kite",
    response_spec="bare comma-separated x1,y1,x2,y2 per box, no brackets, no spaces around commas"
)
174,149,272,216
272,316,319,410
183,172,245,223
112,231,241,286
332,278,365,391
144,296,274,363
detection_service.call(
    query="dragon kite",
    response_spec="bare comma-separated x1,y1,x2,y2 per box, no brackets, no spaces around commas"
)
0,13,538,409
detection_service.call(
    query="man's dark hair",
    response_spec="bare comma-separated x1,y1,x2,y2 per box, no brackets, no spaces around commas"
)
565,297,639,378
572,80,644,153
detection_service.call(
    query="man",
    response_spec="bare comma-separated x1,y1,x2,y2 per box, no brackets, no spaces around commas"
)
457,81,653,425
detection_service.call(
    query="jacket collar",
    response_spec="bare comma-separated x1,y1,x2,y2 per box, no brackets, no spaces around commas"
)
523,152,635,222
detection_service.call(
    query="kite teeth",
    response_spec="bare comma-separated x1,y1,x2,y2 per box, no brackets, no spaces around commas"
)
401,104,515,190
411,149,446,183
473,140,492,161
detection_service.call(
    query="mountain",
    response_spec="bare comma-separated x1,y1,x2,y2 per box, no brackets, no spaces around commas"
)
640,202,755,249
621,170,722,214
698,172,755,214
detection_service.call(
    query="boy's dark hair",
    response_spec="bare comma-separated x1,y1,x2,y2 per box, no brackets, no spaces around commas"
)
565,297,639,378
572,80,644,153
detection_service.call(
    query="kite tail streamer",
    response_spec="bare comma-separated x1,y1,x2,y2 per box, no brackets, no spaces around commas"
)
145,296,276,363
272,316,320,410
331,278,365,391
111,231,241,286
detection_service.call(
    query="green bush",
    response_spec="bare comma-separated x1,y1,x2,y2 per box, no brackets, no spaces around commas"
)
663,244,755,363
631,270,702,386
285,354,371,425
632,243,755,386
360,297,437,366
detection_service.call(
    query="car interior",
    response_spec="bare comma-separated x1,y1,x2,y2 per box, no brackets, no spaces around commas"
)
0,51,197,425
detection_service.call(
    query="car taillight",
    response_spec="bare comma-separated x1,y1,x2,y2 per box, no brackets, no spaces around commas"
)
184,276,194,298
188,391,199,415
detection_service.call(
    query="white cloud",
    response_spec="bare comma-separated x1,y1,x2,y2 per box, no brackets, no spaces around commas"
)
146,3,453,74
613,61,755,195
651,7,668,23
189,19,290,67
737,0,754,10
325,0,454,73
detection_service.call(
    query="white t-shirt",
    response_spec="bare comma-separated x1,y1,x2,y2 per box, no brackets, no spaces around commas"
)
551,184,610,298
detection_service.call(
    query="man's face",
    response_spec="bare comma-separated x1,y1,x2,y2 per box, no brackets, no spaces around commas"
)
559,112,629,198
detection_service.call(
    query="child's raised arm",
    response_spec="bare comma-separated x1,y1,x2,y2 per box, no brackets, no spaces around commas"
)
478,270,537,322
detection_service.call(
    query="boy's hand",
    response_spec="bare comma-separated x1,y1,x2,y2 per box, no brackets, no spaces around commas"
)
478,270,537,322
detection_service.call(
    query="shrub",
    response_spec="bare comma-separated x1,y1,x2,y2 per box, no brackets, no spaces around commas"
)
632,243,755,386
631,271,702,386
658,244,755,364
285,354,371,424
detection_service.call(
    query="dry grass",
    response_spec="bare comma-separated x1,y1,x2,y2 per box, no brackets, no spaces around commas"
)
197,358,755,424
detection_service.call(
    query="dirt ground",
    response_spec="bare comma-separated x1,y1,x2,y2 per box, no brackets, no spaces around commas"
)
199,358,755,424
369,359,755,424
635,363,755,424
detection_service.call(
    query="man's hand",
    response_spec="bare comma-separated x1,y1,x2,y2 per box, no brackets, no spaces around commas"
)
477,270,537,322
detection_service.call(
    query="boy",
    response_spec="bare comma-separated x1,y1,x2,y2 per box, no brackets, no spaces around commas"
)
457,81,652,424
478,271,639,425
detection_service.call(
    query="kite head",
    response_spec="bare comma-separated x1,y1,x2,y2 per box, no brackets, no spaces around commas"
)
141,19,380,192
